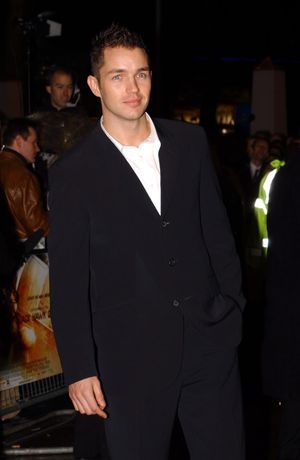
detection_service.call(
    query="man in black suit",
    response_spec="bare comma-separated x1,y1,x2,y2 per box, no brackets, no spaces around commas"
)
48,23,245,460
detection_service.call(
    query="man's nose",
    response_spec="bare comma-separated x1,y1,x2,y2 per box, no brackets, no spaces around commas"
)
126,77,139,92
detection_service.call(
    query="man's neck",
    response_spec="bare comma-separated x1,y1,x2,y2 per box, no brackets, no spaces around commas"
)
102,114,150,147
51,102,64,111
250,158,262,167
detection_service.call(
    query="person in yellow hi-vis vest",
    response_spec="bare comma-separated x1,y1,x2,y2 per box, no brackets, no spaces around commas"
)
254,159,285,256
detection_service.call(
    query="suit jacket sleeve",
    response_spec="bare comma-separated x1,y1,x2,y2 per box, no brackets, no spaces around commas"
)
198,129,245,312
48,159,98,384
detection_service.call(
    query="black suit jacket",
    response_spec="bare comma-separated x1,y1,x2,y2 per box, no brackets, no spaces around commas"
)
48,119,245,395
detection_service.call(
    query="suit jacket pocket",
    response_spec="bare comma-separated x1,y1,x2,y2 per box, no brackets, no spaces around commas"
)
202,293,239,325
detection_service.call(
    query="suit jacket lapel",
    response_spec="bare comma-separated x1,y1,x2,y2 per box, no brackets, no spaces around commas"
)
156,121,181,217
121,158,161,222
95,120,181,220
96,127,161,222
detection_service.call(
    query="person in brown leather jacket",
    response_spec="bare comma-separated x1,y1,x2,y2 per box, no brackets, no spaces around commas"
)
0,118,48,241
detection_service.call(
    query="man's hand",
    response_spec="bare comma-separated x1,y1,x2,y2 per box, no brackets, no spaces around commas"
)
69,376,107,419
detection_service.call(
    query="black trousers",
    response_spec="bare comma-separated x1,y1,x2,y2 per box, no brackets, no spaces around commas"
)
74,413,110,459
101,318,245,460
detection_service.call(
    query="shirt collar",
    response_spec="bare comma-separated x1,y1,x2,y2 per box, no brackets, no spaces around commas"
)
100,113,159,150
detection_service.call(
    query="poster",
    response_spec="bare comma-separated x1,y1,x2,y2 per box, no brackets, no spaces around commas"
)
0,254,62,391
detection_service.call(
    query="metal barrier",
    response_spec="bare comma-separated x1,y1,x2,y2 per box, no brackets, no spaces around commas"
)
1,386,21,417
2,407,75,457
1,374,66,418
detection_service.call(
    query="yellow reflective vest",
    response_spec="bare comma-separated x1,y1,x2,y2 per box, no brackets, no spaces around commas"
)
254,159,285,255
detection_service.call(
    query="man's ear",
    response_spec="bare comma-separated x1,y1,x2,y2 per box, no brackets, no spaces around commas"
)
45,85,52,95
14,134,24,150
87,75,101,98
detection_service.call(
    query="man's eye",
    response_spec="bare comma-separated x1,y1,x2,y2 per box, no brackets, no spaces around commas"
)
112,75,121,80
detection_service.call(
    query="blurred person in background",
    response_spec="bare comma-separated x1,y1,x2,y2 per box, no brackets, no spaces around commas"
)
262,139,300,460
0,118,48,241
40,64,81,113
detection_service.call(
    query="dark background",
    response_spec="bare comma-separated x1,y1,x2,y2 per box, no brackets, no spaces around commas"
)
2,0,300,131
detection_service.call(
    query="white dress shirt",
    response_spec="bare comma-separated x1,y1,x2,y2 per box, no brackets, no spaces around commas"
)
101,114,161,214
250,161,261,179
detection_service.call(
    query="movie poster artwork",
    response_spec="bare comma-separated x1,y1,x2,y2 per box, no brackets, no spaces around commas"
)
0,254,62,391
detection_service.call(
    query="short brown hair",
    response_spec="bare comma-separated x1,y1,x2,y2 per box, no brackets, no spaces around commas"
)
90,23,150,76
3,118,38,146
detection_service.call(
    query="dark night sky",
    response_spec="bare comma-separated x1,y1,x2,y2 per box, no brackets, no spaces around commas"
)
17,0,300,61
3,0,300,126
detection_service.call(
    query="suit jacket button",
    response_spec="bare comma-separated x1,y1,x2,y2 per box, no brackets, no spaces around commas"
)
168,257,176,267
162,220,170,228
172,299,180,307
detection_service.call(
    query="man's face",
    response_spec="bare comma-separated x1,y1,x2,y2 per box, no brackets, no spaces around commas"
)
17,127,39,163
46,71,74,110
87,46,151,125
251,140,269,163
